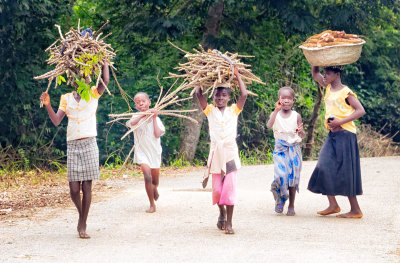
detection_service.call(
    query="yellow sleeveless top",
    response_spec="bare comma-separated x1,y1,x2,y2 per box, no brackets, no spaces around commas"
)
324,84,357,134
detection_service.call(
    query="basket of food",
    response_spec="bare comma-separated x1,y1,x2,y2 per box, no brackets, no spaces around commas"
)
299,30,365,66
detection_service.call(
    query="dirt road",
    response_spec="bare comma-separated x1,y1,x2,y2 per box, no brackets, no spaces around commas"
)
1,156,399,263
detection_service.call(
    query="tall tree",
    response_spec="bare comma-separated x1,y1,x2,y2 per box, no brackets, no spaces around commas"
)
178,1,224,162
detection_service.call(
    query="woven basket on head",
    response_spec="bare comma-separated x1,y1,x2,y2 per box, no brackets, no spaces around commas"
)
299,40,365,66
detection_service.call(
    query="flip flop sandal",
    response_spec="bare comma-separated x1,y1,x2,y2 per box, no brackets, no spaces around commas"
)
275,203,284,213
217,219,226,230
225,228,235,235
79,232,91,239
286,209,295,216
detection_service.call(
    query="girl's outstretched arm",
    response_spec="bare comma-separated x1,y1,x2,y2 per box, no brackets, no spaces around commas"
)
97,61,110,95
311,66,327,87
235,67,248,110
327,94,366,130
196,86,208,110
40,92,65,126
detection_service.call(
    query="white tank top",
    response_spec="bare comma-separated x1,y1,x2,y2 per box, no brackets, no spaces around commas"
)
273,111,302,144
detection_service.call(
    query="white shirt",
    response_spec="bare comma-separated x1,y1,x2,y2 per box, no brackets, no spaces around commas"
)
273,111,302,144
58,87,101,141
204,104,242,174
128,117,165,168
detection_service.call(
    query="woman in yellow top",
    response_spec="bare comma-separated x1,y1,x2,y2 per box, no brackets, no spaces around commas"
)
307,65,365,218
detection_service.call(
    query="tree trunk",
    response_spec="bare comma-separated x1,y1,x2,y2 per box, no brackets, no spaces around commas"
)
178,1,224,162
304,84,323,159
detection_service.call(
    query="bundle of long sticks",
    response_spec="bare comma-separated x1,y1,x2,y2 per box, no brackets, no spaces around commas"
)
34,20,115,96
108,79,198,168
166,41,265,97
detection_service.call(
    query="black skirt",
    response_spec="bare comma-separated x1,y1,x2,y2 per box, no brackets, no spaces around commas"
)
308,130,362,196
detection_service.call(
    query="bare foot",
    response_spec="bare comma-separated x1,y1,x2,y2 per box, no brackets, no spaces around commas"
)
77,217,83,233
217,216,226,230
336,211,363,218
146,206,156,213
154,187,159,201
317,206,341,216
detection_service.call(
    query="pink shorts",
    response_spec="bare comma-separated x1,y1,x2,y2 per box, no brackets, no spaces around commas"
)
212,171,238,206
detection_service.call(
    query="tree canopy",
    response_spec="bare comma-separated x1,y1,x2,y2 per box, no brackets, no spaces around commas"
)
1,0,399,169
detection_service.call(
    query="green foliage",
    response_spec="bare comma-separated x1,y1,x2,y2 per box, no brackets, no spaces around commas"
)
169,154,191,168
1,0,399,170
76,78,94,102
0,0,73,169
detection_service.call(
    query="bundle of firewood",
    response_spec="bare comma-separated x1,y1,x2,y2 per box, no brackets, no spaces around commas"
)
34,20,115,102
166,41,264,97
108,79,197,140
302,30,364,48
108,79,197,167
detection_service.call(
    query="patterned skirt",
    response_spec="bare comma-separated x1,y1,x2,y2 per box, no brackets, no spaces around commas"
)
308,130,362,196
67,137,100,182
271,139,302,205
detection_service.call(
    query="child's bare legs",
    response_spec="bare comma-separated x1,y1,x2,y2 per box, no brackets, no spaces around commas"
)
69,180,92,238
141,164,156,213
225,205,234,234
80,180,92,236
69,182,82,232
217,204,226,230
317,195,341,215
337,196,363,218
151,169,160,201
287,187,296,216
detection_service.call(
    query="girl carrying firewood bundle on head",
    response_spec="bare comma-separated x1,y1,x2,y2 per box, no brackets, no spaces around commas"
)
126,92,165,213
197,66,248,235
307,65,365,218
40,60,109,239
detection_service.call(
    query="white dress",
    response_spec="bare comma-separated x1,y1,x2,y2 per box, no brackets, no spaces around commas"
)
130,117,165,168
273,111,302,144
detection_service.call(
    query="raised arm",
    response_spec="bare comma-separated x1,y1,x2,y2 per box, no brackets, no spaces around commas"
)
96,61,110,95
40,92,65,126
196,86,208,110
235,67,248,110
266,99,282,129
311,66,327,87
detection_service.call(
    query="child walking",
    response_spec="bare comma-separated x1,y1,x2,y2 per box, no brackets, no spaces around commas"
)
267,86,305,216
40,62,109,239
126,92,165,213
307,66,365,218
197,67,248,234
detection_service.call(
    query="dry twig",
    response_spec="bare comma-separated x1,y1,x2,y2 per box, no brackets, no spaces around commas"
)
34,20,116,106
108,79,197,168
166,41,264,97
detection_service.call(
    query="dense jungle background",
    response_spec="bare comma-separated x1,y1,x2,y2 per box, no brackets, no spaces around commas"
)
1,0,399,170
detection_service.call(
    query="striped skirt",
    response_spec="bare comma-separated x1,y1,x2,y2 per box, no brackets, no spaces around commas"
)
67,137,100,182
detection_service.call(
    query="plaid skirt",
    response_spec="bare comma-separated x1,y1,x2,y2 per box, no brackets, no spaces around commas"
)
67,137,100,182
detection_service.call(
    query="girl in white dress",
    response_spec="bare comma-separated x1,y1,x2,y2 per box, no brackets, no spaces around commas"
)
126,92,165,213
267,86,305,216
